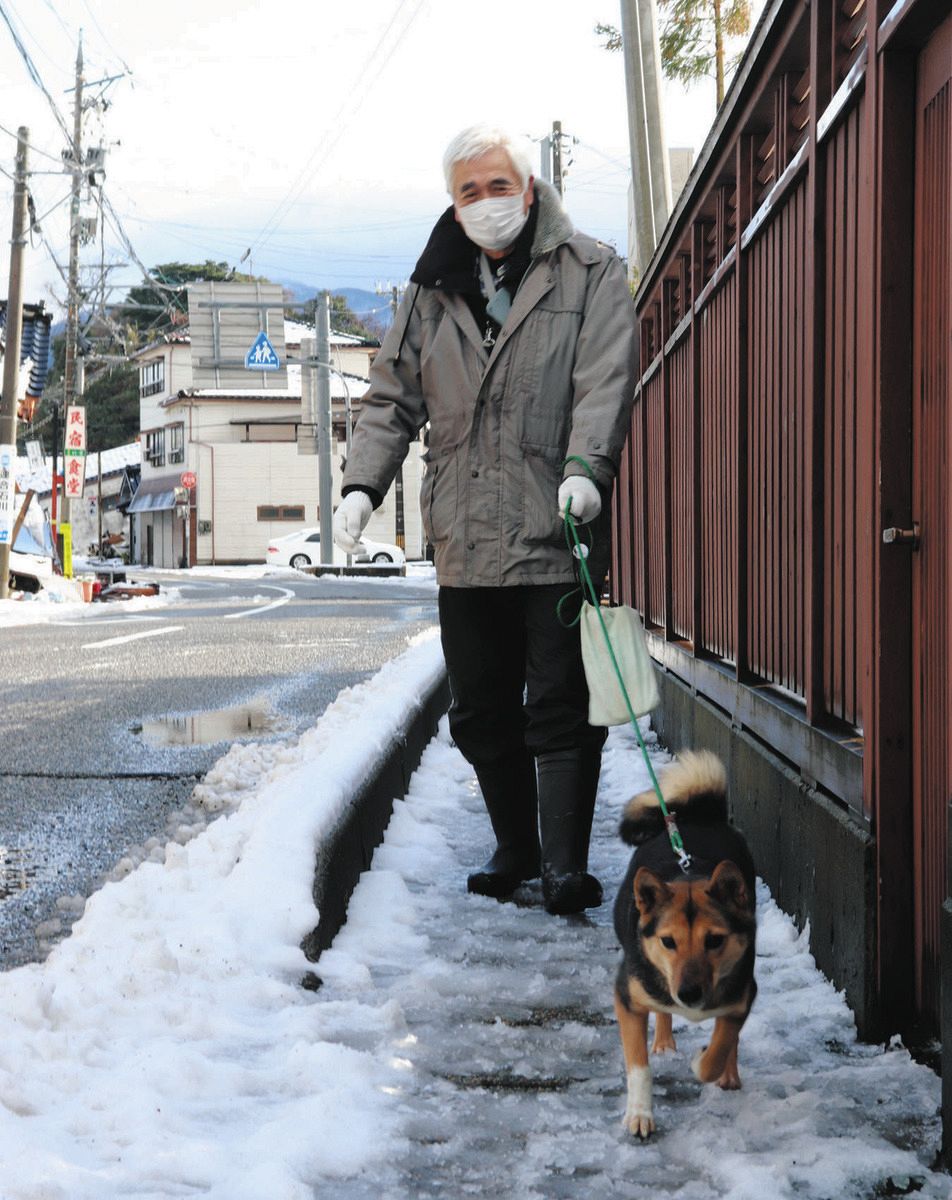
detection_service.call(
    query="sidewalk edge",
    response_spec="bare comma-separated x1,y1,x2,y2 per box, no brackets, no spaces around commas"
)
301,668,451,962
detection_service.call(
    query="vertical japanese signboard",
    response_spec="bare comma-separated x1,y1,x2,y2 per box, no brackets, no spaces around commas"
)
0,444,15,545
64,405,87,498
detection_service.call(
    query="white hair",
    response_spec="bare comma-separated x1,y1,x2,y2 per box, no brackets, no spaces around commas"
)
442,124,534,194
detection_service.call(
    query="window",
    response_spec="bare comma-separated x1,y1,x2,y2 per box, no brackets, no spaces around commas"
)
168,422,185,464
140,359,165,398
257,504,305,521
145,429,165,466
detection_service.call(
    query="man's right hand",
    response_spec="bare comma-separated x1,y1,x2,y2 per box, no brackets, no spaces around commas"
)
333,491,373,553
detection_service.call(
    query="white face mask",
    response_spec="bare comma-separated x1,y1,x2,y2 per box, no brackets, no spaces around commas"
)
455,194,529,252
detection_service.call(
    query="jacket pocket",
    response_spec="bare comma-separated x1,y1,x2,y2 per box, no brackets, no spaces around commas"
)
420,445,460,544
520,445,564,546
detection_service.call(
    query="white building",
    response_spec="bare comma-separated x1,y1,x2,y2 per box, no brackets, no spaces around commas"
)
19,443,141,560
130,299,423,568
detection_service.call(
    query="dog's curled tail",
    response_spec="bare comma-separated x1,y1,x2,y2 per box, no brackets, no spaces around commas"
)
619,750,728,846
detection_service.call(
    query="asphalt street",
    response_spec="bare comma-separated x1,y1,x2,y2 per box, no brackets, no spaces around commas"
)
0,569,438,967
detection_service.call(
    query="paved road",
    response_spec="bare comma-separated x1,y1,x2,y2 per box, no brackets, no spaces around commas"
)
0,569,438,967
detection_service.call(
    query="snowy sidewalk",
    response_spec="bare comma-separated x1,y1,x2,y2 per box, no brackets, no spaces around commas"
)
0,633,946,1199
317,720,947,1200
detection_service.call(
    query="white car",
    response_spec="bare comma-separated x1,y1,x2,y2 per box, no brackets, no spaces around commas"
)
266,527,405,570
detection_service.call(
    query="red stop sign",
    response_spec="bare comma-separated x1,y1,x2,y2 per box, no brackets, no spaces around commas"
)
181,471,197,488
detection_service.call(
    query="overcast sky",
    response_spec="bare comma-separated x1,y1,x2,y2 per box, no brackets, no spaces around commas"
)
0,0,739,318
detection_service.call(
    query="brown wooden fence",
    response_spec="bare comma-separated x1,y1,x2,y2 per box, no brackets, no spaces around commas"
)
612,0,952,1072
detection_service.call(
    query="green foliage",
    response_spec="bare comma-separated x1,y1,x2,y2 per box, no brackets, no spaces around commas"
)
119,260,266,336
21,334,139,455
83,364,141,453
285,293,377,341
595,21,622,51
596,0,752,103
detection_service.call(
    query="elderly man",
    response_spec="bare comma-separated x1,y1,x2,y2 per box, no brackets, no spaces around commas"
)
334,124,638,915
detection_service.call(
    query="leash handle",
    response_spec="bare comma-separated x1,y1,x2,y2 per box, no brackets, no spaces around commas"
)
561,456,692,873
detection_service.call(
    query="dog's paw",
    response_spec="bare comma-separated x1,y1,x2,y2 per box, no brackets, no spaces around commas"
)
693,1046,742,1087
623,1065,655,1138
716,1064,742,1090
623,1109,656,1139
651,1033,678,1055
691,1047,712,1082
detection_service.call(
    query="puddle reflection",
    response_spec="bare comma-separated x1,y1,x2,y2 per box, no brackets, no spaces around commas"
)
0,846,38,899
135,701,285,746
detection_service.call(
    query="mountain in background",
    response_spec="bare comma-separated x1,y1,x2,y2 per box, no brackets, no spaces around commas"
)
281,282,393,331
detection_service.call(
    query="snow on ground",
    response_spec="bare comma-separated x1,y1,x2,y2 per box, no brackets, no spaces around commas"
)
0,560,437,628
0,630,946,1199
0,586,183,628
0,631,445,1199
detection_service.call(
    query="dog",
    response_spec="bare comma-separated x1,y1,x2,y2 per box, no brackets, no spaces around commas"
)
612,750,757,1138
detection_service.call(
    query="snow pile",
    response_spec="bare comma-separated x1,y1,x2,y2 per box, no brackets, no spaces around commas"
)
0,631,444,1199
317,720,947,1199
0,634,945,1198
0,586,182,628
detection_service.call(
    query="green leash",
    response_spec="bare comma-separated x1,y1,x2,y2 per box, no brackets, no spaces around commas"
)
561,456,692,873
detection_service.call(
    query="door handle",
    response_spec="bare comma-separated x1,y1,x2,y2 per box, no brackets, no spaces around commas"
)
882,523,920,549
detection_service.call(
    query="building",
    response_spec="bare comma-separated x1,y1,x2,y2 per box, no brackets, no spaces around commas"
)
0,300,53,423
20,443,140,560
612,0,952,1150
131,293,423,567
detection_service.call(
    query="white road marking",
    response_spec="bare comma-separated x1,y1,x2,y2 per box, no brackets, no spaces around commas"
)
223,586,295,620
54,616,165,627
82,625,184,649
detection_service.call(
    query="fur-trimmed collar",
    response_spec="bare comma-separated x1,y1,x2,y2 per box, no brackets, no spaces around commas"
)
529,178,575,255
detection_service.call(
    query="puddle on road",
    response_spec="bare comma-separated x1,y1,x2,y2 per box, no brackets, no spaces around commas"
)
133,700,286,747
0,846,39,899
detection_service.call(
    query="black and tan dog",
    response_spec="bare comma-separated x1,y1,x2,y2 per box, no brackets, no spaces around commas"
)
612,751,757,1138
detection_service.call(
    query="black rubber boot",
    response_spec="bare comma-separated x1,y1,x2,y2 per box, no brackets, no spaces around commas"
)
537,746,603,915
467,749,541,898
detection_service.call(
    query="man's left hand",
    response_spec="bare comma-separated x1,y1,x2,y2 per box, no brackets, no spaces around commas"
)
557,477,601,524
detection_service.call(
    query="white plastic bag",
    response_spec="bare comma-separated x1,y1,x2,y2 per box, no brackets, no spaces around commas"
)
580,602,659,726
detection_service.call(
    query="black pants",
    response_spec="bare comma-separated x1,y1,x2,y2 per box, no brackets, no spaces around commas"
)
438,585,607,767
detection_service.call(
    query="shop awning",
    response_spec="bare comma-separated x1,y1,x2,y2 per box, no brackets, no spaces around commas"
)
126,482,179,513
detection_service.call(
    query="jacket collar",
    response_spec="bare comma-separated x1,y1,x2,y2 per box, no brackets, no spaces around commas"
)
410,179,573,292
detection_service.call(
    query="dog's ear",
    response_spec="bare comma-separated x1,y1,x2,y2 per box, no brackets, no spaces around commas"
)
707,860,749,912
633,867,673,917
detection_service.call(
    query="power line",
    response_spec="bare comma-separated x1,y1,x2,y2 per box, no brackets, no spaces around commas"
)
98,193,180,297
0,7,181,342
0,1,78,154
245,0,426,261
79,0,133,77
0,120,65,166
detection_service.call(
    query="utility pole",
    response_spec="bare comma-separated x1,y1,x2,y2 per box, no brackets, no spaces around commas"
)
551,120,564,198
620,0,673,273
540,122,575,199
316,292,334,565
376,282,408,551
0,126,30,600
60,34,84,536
539,132,552,185
390,284,405,552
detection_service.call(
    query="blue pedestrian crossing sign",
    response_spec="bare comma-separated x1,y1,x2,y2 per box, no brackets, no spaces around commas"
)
245,331,280,371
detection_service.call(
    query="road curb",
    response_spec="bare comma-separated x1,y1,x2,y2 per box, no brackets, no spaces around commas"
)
301,668,451,964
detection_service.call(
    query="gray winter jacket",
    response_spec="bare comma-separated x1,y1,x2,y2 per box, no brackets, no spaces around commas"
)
342,181,639,587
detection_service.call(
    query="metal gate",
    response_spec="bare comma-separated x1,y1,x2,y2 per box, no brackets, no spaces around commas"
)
912,12,952,1030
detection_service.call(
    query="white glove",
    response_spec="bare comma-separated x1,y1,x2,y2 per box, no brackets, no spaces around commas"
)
557,476,601,524
333,491,373,553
